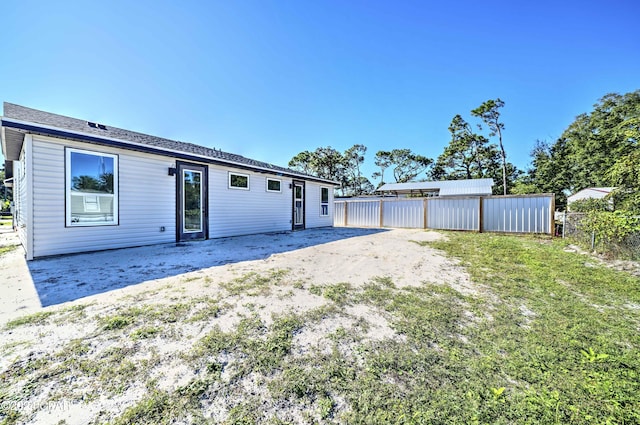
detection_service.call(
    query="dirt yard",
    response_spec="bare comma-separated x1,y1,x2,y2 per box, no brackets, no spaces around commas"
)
0,227,473,424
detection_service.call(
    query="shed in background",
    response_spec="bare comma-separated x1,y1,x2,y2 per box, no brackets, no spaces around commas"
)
376,178,493,197
567,187,615,209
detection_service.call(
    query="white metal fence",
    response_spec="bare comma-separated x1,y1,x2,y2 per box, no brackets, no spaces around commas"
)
334,194,555,234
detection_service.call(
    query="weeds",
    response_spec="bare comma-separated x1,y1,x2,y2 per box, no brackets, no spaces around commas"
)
0,245,19,256
4,311,55,330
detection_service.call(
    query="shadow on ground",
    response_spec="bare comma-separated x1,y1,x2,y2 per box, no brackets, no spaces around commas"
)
27,227,387,306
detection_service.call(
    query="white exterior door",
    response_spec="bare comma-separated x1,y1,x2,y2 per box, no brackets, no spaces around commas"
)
293,181,305,230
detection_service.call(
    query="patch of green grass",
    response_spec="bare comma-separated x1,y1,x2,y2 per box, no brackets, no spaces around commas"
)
100,303,192,332
0,408,21,425
110,390,175,425
130,326,161,340
415,232,640,424
100,315,133,331
185,298,220,323
221,269,289,296
322,282,352,305
4,311,55,329
0,245,19,256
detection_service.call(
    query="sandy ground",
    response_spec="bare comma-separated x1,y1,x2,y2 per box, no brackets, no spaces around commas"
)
0,226,472,324
0,226,475,424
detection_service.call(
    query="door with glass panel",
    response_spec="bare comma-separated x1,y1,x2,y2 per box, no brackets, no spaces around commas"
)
292,181,305,230
177,162,208,241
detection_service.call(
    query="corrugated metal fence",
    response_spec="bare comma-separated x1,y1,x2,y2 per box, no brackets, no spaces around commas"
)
334,194,555,234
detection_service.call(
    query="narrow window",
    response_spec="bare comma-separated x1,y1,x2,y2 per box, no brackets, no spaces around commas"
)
66,148,118,226
229,172,249,190
266,178,281,193
321,187,329,216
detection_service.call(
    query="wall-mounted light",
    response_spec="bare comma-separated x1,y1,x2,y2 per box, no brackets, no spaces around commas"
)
168,167,176,176
289,183,293,189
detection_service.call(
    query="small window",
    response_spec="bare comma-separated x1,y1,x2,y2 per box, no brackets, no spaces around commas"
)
229,172,249,190
321,187,329,216
66,148,118,226
266,178,281,193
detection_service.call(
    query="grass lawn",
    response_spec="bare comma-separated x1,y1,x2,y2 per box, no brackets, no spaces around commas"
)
1,232,639,424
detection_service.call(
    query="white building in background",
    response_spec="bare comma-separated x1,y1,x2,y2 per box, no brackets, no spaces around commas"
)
567,187,615,209
376,178,494,197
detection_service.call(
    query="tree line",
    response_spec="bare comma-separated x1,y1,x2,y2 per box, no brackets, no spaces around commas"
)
289,89,640,209
288,98,517,196
516,90,640,212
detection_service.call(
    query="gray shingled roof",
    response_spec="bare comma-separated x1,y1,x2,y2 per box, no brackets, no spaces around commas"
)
2,102,332,182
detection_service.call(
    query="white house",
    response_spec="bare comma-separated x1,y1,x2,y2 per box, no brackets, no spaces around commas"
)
1,103,338,260
376,179,494,197
567,187,615,209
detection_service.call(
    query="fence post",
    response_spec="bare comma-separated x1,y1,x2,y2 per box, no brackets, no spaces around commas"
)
344,201,348,227
562,211,566,238
423,198,428,229
550,195,556,236
478,196,484,233
379,199,384,228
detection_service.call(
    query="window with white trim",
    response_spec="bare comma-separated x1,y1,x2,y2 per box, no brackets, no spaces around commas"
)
321,187,329,216
66,148,118,226
266,178,281,193
229,172,249,190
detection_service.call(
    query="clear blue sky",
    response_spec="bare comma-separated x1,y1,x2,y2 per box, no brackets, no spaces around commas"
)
2,0,639,183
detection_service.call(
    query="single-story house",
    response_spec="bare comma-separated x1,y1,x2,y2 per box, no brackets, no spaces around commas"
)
1,103,338,260
376,178,494,197
566,187,615,208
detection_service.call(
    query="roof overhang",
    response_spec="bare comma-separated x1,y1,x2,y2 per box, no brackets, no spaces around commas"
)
0,117,339,186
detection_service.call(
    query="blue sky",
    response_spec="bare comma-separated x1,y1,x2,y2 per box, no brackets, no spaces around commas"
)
2,0,639,183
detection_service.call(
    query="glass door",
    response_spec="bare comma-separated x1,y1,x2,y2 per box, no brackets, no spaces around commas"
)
177,162,208,241
293,181,305,230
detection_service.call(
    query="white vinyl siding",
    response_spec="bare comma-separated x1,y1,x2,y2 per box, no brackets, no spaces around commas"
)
31,137,176,258
14,151,29,253
209,166,291,238
304,182,333,229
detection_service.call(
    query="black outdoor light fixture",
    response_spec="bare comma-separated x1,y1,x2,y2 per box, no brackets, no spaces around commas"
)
168,167,176,176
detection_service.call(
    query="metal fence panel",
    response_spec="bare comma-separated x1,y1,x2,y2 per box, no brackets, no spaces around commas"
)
427,197,480,231
482,195,552,233
346,200,381,227
334,201,346,227
383,199,424,228
335,195,553,234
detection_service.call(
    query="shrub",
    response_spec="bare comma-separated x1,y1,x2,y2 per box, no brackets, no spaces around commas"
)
580,210,640,246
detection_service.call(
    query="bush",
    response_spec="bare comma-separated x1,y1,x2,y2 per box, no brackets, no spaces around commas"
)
579,210,640,258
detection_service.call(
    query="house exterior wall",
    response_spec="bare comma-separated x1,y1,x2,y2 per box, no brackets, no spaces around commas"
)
22,135,334,258
304,182,334,229
14,134,334,260
208,166,292,238
30,136,176,258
